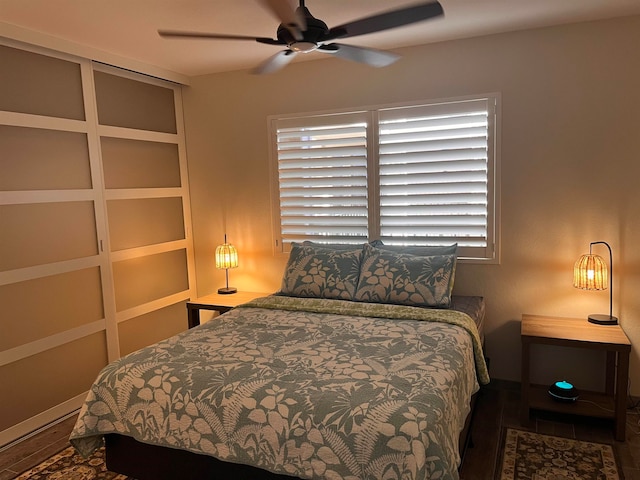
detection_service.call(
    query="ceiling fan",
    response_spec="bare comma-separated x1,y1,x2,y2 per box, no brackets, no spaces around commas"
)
159,0,444,74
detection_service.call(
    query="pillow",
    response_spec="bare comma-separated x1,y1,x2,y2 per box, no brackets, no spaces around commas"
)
279,243,363,300
369,239,458,256
354,243,456,308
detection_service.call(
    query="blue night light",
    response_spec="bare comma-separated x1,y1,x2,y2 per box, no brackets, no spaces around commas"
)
555,380,574,390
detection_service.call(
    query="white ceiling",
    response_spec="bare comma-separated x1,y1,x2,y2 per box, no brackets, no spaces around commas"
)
2,0,640,77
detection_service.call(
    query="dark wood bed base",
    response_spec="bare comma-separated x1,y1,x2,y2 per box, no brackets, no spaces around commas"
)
105,433,287,480
105,390,481,480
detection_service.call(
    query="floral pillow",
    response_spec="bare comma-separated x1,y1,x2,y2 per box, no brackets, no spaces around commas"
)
354,243,456,308
279,243,363,300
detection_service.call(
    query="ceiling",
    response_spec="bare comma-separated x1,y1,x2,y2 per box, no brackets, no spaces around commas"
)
2,0,640,77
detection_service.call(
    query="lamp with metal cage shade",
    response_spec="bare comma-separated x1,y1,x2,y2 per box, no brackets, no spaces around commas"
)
573,241,618,325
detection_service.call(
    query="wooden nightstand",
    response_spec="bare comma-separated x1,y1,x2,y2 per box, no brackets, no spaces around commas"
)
520,314,631,441
187,291,271,328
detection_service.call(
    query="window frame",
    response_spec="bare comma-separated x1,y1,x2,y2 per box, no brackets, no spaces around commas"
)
268,93,501,264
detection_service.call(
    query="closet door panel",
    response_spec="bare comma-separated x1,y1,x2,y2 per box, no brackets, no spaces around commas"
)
0,332,107,432
0,43,109,444
95,66,195,366
0,268,104,351
112,249,189,312
0,202,98,271
0,44,85,120
94,71,177,133
101,137,181,189
0,125,91,191
107,197,185,251
118,301,187,356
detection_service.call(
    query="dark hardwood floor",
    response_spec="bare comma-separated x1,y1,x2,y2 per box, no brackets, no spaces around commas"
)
1,380,639,479
0,414,78,480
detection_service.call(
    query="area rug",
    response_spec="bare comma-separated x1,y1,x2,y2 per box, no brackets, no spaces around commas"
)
16,445,133,479
496,428,622,480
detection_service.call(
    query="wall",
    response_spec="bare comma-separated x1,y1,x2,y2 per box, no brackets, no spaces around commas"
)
182,16,640,394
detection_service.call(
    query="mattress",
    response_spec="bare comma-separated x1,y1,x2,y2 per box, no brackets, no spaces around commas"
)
449,295,485,346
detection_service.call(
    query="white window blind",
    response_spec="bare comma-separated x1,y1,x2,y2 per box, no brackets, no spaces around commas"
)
274,112,370,244
270,96,499,261
377,99,493,259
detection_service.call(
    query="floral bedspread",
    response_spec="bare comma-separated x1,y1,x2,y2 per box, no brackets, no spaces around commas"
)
70,296,488,480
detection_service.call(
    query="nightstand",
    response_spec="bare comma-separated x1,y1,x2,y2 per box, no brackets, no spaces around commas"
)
187,291,271,328
520,314,631,441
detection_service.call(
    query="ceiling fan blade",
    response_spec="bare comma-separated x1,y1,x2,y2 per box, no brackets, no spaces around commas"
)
253,50,297,74
322,1,443,42
158,30,282,45
318,43,400,67
258,0,306,40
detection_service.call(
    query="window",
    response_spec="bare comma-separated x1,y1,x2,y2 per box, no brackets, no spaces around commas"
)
269,95,499,262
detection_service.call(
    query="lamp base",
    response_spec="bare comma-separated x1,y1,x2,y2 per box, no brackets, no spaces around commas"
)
588,314,618,325
217,287,237,295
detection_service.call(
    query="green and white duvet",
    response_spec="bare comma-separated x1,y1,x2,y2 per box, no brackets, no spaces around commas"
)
70,296,488,480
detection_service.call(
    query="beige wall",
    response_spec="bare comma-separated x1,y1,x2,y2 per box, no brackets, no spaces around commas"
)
182,16,640,394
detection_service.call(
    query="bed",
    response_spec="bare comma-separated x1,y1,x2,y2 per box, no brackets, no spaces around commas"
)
70,242,489,480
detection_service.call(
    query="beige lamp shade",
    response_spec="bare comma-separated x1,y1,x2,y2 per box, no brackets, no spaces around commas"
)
573,253,607,290
215,243,238,270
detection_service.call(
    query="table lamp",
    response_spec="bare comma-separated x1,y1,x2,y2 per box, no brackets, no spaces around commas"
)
573,241,618,325
215,234,238,294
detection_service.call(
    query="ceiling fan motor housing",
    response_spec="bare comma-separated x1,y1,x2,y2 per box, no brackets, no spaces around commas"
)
277,6,328,49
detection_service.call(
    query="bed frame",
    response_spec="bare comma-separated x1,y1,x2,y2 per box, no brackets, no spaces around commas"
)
104,390,481,480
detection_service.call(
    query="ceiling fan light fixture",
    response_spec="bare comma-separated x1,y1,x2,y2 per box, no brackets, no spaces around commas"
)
289,41,318,53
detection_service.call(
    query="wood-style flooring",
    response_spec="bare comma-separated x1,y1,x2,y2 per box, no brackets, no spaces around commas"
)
0,414,78,480
1,380,639,479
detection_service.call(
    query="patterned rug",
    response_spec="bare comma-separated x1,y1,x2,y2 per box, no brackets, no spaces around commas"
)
496,428,622,480
15,446,133,480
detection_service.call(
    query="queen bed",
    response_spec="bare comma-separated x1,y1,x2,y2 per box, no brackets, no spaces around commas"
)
70,242,489,480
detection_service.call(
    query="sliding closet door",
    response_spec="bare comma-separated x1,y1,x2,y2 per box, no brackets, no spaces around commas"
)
0,43,195,446
0,44,110,441
93,67,196,356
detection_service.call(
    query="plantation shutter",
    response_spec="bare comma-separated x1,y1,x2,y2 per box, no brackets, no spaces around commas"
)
377,98,494,259
274,112,369,247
